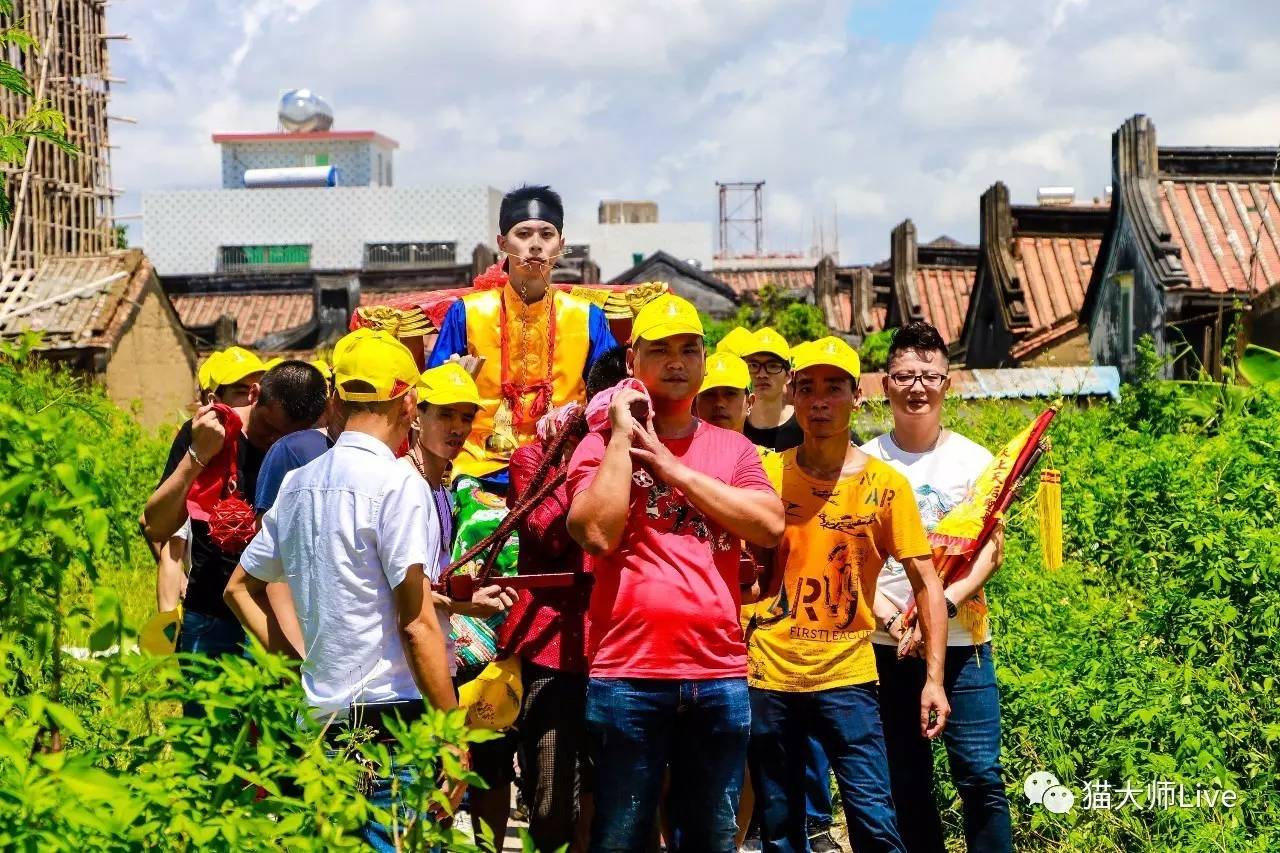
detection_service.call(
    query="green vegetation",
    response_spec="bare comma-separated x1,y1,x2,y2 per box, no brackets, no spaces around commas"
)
0,339,494,851
703,283,829,348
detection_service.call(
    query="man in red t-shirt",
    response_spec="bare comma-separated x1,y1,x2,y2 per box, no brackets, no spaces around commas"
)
567,294,785,851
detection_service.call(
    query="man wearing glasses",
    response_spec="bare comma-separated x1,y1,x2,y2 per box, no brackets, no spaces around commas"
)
742,328,804,452
861,322,1012,852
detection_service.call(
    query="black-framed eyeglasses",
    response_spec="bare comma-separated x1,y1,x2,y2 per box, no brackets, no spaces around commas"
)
746,360,788,375
889,371,948,389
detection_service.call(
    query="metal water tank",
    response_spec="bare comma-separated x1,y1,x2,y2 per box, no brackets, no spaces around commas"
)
278,89,334,132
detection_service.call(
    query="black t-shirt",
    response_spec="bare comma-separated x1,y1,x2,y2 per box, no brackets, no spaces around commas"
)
744,413,804,452
160,420,266,620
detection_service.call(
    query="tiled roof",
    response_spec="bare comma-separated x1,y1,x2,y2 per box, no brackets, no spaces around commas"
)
915,266,976,344
1010,234,1101,355
715,267,815,295
1158,179,1280,295
171,292,314,346
0,251,158,350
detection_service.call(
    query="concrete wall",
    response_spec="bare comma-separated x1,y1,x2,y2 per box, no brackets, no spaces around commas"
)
220,139,395,188
143,185,501,275
103,279,197,428
564,220,712,281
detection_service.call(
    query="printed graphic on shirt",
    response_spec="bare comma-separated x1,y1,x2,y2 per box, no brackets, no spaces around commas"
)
642,479,734,552
747,454,931,691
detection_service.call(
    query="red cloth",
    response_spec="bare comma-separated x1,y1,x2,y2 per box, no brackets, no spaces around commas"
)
496,443,591,672
566,421,775,679
185,404,243,523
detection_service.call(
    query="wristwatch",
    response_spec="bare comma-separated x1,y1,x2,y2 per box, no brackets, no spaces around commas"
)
944,595,958,619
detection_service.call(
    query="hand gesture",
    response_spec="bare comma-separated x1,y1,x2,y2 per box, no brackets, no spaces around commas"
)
628,417,685,485
897,622,924,660
608,387,648,438
190,403,227,464
471,584,518,617
428,744,471,820
920,681,951,739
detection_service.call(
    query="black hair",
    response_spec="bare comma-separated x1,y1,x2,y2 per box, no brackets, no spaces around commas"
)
886,322,948,368
499,184,564,235
586,345,629,399
258,360,328,424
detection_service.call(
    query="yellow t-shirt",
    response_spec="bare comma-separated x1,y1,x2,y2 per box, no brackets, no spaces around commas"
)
746,450,931,692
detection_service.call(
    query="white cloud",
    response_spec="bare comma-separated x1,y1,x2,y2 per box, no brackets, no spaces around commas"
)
107,0,1280,263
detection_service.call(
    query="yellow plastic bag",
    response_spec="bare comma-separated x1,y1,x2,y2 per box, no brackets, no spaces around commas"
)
140,605,183,655
458,656,523,730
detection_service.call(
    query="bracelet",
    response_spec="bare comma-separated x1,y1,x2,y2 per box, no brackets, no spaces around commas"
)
885,611,901,631
187,446,207,468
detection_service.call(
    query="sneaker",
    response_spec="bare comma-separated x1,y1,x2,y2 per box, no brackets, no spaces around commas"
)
739,839,763,852
807,826,842,853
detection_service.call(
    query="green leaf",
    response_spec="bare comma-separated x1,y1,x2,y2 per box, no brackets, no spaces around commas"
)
1239,343,1280,389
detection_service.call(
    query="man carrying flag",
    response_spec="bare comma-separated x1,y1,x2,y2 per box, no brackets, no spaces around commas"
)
862,322,1012,852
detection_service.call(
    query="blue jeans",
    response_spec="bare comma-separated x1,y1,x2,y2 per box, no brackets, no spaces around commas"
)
805,734,833,830
322,752,426,853
749,683,905,853
873,643,1012,853
586,676,750,852
176,610,245,718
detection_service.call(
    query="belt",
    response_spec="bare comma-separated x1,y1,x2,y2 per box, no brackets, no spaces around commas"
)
324,699,426,745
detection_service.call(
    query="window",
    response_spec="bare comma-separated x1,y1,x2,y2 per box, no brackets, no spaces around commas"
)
219,244,312,272
302,153,330,167
1115,271,1134,353
363,241,457,268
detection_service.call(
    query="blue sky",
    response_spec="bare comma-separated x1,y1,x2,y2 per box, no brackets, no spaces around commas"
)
108,0,1280,264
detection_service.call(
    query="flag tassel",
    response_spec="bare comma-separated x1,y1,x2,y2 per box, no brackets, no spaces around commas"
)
1038,469,1063,570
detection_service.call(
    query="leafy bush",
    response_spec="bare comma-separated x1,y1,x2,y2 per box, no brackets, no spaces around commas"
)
702,283,829,348
0,342,493,851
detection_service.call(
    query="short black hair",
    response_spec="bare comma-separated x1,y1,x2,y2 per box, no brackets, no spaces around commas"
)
887,322,948,368
586,345,628,399
499,184,564,235
258,360,328,424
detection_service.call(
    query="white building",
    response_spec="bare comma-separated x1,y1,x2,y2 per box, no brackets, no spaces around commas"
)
143,127,712,282
144,130,502,276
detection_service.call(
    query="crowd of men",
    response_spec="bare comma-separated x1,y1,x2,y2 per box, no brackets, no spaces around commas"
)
142,184,1013,853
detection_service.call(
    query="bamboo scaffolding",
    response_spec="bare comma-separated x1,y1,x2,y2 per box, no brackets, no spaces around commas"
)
1,0,117,275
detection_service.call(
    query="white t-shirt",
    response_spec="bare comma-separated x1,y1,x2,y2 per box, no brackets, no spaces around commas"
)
860,430,994,647
241,431,443,717
396,455,457,676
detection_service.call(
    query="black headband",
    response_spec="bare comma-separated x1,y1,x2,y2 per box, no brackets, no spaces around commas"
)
499,196,564,235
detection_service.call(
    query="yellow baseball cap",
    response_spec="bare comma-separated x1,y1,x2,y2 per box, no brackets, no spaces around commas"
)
208,346,267,388
715,327,756,357
791,336,861,381
310,358,333,381
262,356,285,372
631,294,703,343
746,327,791,362
332,329,422,402
698,352,751,394
419,362,482,407
197,351,223,392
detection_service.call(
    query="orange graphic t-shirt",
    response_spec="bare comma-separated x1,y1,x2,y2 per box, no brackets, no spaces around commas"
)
746,450,931,692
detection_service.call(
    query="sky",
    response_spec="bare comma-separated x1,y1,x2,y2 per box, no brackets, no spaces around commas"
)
109,0,1280,264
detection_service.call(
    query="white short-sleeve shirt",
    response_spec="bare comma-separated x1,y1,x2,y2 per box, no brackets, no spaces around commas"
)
861,430,994,646
241,430,441,717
